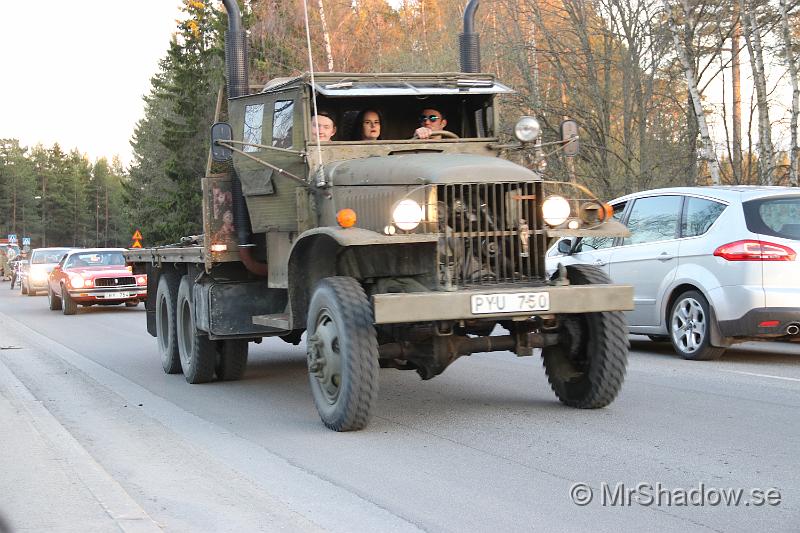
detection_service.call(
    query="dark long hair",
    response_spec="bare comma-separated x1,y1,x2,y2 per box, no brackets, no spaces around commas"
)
352,108,384,140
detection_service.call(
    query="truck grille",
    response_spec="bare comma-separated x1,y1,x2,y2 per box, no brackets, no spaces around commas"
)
94,276,136,287
436,182,547,289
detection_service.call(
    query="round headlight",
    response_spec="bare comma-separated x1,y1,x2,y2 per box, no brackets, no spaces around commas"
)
542,195,571,226
393,199,423,231
69,275,84,289
514,116,541,142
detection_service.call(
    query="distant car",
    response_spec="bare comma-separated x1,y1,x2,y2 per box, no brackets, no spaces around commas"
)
47,248,147,315
547,186,800,360
20,247,72,296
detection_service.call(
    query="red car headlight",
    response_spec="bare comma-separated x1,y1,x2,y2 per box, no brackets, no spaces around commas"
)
69,275,84,288
84,278,94,288
136,275,147,286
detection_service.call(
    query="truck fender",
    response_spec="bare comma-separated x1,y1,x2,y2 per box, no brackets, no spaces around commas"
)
286,228,438,330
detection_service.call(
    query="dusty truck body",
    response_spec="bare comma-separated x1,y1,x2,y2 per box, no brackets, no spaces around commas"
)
126,0,633,431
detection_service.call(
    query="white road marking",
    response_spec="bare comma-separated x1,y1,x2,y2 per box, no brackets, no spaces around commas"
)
720,369,800,383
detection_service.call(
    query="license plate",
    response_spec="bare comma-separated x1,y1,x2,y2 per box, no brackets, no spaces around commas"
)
102,292,130,299
470,292,550,315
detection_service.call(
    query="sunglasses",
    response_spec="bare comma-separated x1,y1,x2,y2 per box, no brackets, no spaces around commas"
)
419,114,441,123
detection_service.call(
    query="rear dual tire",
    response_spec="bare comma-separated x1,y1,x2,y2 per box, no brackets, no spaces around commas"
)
176,276,216,384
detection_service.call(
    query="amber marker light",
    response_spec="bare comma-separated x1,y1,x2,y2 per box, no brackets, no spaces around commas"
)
337,208,357,228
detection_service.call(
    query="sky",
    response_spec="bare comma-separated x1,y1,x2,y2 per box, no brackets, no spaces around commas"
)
0,0,184,167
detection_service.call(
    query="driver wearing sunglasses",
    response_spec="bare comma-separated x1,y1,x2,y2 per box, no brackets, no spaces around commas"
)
414,108,448,139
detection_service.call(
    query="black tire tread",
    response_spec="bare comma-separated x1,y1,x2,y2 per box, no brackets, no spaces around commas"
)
309,277,379,431
62,285,78,315
216,340,249,381
177,276,216,384
156,272,182,374
48,285,62,310
543,264,628,408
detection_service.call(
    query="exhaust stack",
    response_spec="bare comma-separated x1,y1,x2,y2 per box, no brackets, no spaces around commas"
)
459,0,481,73
220,0,267,275
222,0,248,99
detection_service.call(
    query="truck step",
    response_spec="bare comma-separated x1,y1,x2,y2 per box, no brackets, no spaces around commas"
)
252,313,290,329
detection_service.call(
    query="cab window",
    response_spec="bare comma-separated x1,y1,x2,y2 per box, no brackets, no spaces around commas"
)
243,103,265,152
272,100,295,149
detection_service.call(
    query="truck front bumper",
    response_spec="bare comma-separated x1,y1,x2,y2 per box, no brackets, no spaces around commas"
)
372,284,634,324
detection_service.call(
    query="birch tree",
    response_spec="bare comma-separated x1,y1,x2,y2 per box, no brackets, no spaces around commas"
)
779,0,799,186
664,0,722,185
740,0,774,184
317,0,335,71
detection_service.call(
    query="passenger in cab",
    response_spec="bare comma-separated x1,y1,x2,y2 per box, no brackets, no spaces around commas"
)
353,109,382,141
414,107,449,139
310,111,337,142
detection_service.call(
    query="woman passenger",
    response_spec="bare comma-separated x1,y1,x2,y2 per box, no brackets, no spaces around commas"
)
353,109,383,140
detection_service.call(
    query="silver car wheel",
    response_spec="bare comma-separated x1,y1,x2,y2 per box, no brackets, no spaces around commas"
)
670,296,707,354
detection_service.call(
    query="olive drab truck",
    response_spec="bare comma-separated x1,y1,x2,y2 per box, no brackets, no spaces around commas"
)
126,0,634,431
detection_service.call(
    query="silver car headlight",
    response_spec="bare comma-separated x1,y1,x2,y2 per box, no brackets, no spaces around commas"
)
542,195,571,226
393,199,423,231
514,116,541,142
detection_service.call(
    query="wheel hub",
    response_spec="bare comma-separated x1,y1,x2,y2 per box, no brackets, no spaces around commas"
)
309,310,343,404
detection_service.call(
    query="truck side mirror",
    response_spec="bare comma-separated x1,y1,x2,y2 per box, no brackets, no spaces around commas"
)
560,119,579,157
211,122,234,162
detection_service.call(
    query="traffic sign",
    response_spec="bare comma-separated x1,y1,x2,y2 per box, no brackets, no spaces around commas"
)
131,240,143,249
22,237,30,246
8,234,17,243
132,229,143,240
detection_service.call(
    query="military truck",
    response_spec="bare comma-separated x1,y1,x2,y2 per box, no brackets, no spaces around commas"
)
126,0,633,431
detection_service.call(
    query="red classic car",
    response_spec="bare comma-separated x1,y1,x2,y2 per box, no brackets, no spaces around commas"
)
47,248,147,315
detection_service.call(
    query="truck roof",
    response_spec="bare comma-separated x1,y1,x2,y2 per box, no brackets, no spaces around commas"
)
256,72,514,97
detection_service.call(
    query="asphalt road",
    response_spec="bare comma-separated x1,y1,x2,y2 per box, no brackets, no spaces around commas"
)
0,283,798,532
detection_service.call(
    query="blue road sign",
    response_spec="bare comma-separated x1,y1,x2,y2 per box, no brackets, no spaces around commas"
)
8,234,17,243
22,237,30,246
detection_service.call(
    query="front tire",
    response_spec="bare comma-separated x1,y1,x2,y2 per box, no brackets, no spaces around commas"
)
669,290,725,361
176,275,215,383
542,264,628,408
306,277,379,431
48,284,62,310
61,285,78,315
156,272,182,374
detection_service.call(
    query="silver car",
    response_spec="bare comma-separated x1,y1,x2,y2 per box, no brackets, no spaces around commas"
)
21,247,72,296
547,186,800,360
